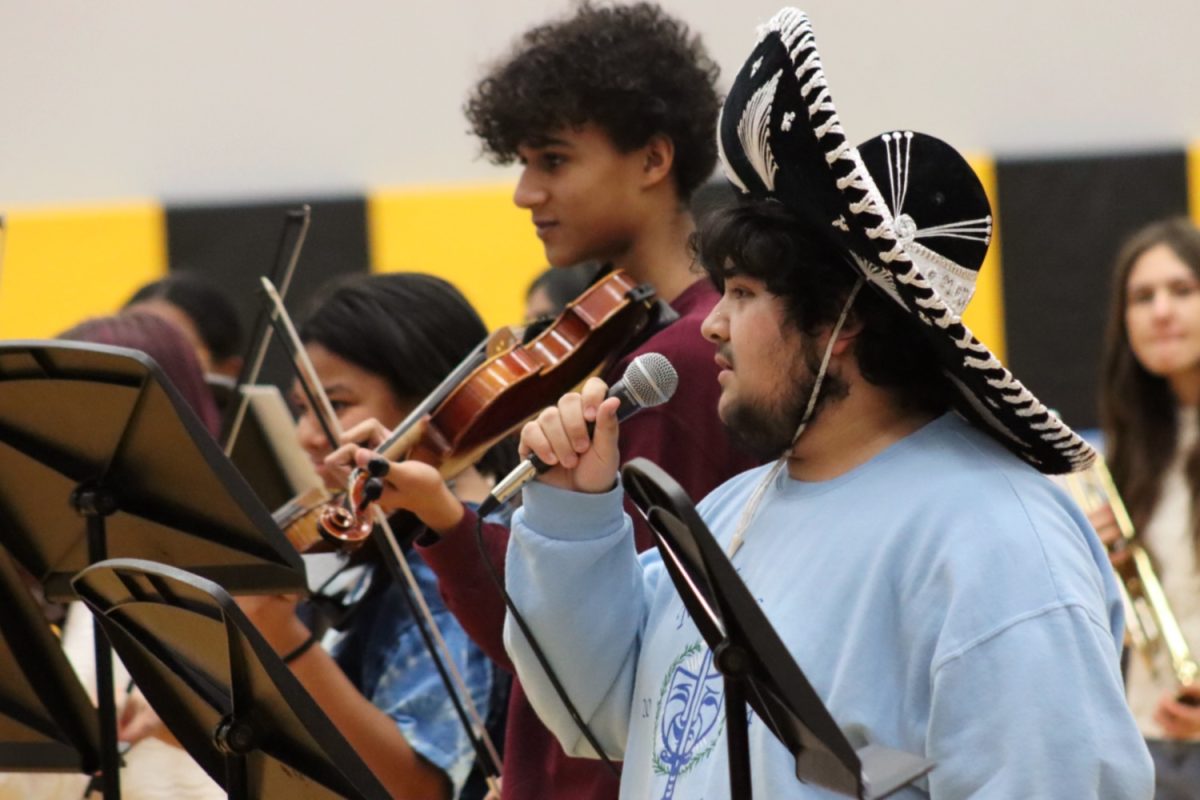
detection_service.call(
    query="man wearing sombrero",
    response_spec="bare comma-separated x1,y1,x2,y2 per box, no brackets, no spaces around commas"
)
502,8,1153,798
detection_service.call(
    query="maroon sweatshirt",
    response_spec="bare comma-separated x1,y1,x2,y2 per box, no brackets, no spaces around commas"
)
418,280,760,800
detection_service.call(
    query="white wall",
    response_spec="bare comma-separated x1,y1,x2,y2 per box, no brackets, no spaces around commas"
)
3,0,1198,206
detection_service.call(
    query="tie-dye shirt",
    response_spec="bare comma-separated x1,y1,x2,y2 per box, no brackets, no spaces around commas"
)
325,547,495,798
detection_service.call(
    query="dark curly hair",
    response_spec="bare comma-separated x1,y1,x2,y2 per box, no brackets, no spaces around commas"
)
465,1,721,201
694,198,953,415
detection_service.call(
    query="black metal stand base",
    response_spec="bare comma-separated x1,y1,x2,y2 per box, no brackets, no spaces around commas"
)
73,481,121,800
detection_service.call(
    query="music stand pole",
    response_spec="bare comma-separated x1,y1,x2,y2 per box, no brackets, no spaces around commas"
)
214,715,253,800
713,642,752,799
73,482,121,800
621,458,934,799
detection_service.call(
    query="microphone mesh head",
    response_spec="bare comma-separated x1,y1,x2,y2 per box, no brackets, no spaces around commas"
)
624,353,678,408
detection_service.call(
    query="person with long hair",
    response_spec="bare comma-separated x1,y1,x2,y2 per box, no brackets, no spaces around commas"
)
0,310,225,800
1099,216,1200,796
117,274,508,798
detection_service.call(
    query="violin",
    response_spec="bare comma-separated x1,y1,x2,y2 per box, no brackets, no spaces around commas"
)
270,312,519,553
313,268,660,549
273,485,336,553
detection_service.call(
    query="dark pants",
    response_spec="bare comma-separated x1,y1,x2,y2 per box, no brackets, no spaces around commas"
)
1148,739,1200,799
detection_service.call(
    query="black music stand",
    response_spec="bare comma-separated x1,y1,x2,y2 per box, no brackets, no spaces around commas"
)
621,459,932,799
0,341,307,798
72,558,390,800
0,546,101,774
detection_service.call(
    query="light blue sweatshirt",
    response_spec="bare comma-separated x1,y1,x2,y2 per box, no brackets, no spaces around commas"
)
505,413,1154,799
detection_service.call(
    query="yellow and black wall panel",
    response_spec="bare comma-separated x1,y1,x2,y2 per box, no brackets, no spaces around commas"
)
994,149,1190,431
4,142,1200,431
164,197,370,390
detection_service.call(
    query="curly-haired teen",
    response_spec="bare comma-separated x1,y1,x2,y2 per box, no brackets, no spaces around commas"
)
338,4,759,799
465,2,720,207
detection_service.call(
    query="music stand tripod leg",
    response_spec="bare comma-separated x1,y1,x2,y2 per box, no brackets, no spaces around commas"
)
73,482,122,800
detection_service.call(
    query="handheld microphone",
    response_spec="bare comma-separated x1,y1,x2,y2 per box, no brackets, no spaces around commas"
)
477,353,679,517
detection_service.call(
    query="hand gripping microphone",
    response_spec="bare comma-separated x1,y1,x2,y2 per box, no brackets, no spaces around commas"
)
477,352,679,517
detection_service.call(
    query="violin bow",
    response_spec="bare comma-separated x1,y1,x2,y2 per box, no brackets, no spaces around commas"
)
260,277,340,450
259,278,504,792
220,205,312,454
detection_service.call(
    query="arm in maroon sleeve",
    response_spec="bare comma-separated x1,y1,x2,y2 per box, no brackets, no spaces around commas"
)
415,504,516,671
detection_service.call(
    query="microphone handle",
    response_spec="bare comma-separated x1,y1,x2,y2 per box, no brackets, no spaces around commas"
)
478,394,642,516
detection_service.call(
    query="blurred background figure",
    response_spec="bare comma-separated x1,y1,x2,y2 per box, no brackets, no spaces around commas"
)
1098,216,1200,798
125,273,245,381
522,262,600,322
61,311,222,435
0,310,224,800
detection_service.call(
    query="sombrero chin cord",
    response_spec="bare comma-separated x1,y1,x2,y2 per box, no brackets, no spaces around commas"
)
727,277,864,559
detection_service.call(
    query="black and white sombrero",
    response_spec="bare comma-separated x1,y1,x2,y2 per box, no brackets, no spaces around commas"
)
717,7,1094,474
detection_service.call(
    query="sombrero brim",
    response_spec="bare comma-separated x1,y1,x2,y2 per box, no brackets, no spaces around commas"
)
718,8,1094,474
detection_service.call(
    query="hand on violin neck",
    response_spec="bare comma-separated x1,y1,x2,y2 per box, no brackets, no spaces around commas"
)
519,377,622,495
320,416,421,488
350,448,465,535
340,417,392,450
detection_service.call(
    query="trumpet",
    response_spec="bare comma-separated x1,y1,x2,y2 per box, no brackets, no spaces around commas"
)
1060,459,1199,691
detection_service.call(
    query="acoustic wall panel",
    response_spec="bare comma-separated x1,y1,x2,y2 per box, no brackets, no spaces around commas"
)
165,197,370,391
367,184,546,330
962,156,1005,363
1190,140,1200,225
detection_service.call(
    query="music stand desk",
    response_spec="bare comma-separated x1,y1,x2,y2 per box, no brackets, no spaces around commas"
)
74,558,390,800
0,547,100,774
0,341,305,599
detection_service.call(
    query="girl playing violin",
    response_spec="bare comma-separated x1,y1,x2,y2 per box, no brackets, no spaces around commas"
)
124,273,510,800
